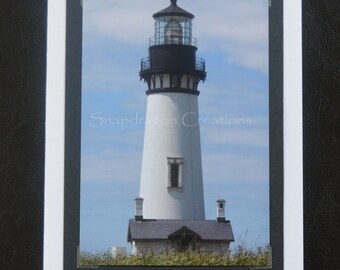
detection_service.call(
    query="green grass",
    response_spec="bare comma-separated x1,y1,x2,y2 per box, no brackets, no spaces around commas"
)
79,244,271,266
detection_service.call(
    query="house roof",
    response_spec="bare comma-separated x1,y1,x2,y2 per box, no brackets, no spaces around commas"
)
127,219,234,243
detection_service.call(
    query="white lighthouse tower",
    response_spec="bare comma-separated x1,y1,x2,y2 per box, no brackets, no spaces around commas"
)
139,0,206,220
127,0,234,255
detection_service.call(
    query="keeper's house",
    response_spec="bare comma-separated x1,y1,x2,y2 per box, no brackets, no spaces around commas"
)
127,199,234,255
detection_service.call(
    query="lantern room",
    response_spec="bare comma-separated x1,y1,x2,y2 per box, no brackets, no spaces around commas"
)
152,0,194,46
140,0,206,94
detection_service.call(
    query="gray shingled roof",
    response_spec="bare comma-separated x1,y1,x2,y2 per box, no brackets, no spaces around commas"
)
127,219,234,242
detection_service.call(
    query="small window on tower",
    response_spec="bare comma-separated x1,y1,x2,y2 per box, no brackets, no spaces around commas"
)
167,157,183,189
170,164,179,187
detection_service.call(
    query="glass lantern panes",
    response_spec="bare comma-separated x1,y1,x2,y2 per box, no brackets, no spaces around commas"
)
154,16,193,45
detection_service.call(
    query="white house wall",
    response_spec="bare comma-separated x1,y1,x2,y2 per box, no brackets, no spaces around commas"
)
132,241,173,255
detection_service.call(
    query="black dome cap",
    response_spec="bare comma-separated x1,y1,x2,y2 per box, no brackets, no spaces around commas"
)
153,0,194,19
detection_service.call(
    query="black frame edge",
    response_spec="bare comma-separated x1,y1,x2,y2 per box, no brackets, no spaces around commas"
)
64,0,83,269
269,0,284,270
63,0,284,269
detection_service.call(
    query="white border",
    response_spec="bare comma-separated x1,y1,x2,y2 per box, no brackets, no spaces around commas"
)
44,0,66,269
43,0,304,269
283,0,303,269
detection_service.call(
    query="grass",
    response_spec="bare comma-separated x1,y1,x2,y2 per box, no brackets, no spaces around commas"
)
79,244,271,266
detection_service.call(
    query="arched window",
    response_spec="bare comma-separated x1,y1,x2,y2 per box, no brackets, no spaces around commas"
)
165,19,183,44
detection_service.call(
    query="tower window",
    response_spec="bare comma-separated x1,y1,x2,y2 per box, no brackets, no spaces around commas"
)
167,157,183,189
170,164,179,187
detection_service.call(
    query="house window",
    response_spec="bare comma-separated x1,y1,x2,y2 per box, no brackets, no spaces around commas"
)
167,157,183,189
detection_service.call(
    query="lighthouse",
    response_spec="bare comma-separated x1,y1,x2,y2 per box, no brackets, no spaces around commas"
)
127,0,234,255
138,0,206,220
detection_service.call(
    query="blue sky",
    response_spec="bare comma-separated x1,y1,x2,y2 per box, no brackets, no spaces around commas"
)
80,0,269,254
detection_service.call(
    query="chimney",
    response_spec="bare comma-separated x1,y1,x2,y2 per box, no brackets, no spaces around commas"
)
216,199,226,223
135,197,144,221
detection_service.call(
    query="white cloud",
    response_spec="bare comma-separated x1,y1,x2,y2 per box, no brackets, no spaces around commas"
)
81,148,142,183
82,128,144,146
199,84,268,117
81,129,144,183
193,0,268,73
83,0,163,44
194,0,267,45
202,151,268,184
225,44,268,74
82,0,268,73
202,126,269,148
81,45,142,93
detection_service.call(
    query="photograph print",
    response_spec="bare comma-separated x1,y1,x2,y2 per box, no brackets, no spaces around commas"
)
80,0,270,266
